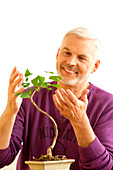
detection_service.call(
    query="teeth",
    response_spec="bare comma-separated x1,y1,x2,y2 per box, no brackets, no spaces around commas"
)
64,67,75,74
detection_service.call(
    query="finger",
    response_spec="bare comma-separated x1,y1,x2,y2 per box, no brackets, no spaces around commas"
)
54,89,67,106
9,71,20,86
18,73,24,87
53,94,64,112
66,89,78,105
10,66,17,76
59,88,74,107
81,89,89,104
14,86,24,98
53,94,60,107
53,93,77,120
10,74,24,93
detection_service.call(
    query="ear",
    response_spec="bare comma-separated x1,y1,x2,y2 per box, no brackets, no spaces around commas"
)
91,59,100,73
56,48,60,60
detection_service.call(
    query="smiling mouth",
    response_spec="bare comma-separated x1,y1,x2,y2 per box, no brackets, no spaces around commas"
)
63,67,78,74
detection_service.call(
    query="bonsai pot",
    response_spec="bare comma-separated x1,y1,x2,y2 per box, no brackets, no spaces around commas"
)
25,159,75,170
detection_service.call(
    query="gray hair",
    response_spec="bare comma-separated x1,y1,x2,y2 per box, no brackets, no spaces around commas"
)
61,27,101,59
63,27,100,41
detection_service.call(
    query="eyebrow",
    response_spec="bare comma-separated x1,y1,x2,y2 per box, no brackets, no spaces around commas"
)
62,47,70,51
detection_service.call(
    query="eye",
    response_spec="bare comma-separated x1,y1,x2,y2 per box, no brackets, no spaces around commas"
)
78,55,86,61
64,51,71,56
65,52,71,55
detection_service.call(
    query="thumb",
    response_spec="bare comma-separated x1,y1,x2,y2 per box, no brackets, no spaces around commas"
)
81,89,89,104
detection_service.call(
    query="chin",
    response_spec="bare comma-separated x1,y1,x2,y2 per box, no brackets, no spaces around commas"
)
57,68,83,86
61,78,80,86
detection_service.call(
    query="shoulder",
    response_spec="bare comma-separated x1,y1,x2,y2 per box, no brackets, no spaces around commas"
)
87,83,113,125
89,83,113,104
87,83,113,115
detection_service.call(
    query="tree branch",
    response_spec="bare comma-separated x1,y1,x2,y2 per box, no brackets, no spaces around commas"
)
30,87,58,157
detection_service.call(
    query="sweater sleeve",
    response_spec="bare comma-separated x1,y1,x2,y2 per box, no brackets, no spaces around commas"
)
78,103,113,169
0,106,25,168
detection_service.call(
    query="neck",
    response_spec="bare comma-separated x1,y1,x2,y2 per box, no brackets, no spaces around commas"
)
58,80,90,98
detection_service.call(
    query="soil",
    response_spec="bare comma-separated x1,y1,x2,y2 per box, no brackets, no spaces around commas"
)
33,155,67,161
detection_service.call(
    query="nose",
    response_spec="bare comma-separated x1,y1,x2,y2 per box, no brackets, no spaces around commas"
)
67,55,77,66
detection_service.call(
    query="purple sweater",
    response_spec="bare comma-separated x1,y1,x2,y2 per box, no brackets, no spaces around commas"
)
0,82,113,170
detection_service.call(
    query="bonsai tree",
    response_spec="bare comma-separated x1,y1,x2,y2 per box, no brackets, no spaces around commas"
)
16,69,66,161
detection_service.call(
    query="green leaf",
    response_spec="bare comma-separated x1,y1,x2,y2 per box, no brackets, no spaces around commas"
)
31,75,45,87
49,76,62,82
15,92,23,97
44,71,54,74
25,69,32,77
22,82,30,88
31,76,39,87
51,84,61,89
38,75,45,86
25,77,29,82
42,82,51,88
41,82,53,90
45,87,52,90
20,92,30,98
27,89,32,94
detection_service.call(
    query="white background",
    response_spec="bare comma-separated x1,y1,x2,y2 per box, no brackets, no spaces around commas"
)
0,1,113,169
0,0,113,114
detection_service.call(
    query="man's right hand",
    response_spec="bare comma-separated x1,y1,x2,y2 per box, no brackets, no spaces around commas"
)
6,66,24,115
0,67,24,149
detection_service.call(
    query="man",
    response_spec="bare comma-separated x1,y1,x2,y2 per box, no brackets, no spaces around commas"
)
0,27,113,170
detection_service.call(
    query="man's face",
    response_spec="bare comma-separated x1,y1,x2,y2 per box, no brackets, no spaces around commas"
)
56,34,100,86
